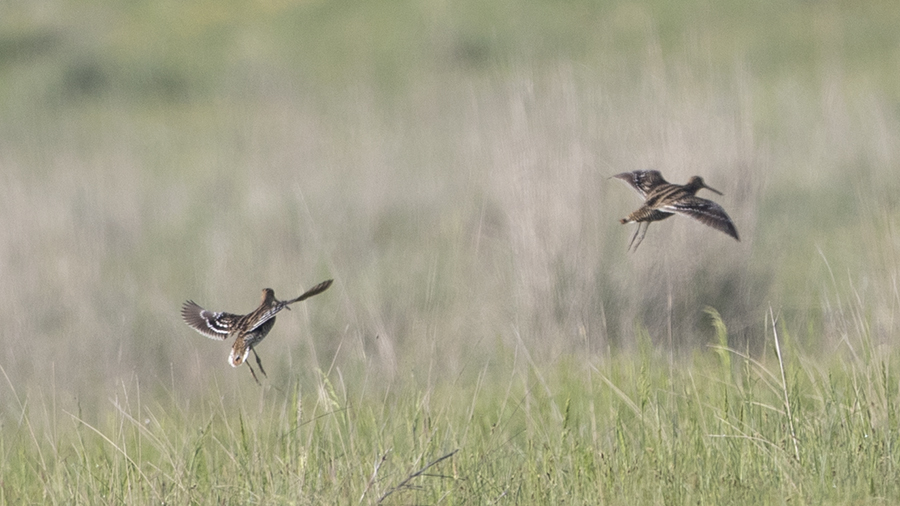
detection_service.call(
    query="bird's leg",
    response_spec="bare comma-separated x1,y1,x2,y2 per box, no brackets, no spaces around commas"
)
627,222,643,251
629,222,650,252
627,224,640,250
246,362,262,386
251,348,268,378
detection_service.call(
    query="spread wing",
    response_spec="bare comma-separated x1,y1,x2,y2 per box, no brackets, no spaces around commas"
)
181,301,241,341
612,170,669,199
662,196,740,241
242,279,333,333
284,279,334,305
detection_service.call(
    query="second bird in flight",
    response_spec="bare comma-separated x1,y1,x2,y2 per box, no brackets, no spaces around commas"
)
613,170,740,252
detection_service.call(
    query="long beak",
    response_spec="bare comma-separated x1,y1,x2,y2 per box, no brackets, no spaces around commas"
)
703,183,723,196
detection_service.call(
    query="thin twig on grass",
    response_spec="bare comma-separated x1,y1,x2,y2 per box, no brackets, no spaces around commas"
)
359,449,391,504
377,449,459,503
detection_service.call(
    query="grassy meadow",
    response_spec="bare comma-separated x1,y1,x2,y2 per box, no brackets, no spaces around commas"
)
3,0,900,503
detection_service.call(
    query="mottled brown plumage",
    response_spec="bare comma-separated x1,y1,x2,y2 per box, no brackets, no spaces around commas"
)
613,170,739,251
181,279,333,384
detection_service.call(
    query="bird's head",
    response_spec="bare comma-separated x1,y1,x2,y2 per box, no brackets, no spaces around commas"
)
687,176,723,195
261,288,277,304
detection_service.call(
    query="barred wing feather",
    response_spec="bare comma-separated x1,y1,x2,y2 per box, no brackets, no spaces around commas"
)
663,196,740,241
612,170,669,198
181,302,240,341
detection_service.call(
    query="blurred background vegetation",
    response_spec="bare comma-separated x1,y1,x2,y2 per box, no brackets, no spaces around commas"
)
2,0,900,415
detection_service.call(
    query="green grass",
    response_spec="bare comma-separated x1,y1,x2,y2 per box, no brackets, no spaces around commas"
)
4,317,899,504
3,0,900,503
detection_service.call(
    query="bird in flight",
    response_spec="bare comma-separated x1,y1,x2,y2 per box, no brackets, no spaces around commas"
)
613,170,739,251
181,279,333,384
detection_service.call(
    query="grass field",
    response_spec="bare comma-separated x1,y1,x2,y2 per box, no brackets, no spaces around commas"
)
2,0,900,503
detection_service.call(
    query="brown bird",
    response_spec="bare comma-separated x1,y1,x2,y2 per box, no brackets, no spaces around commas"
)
613,170,739,251
181,279,333,384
